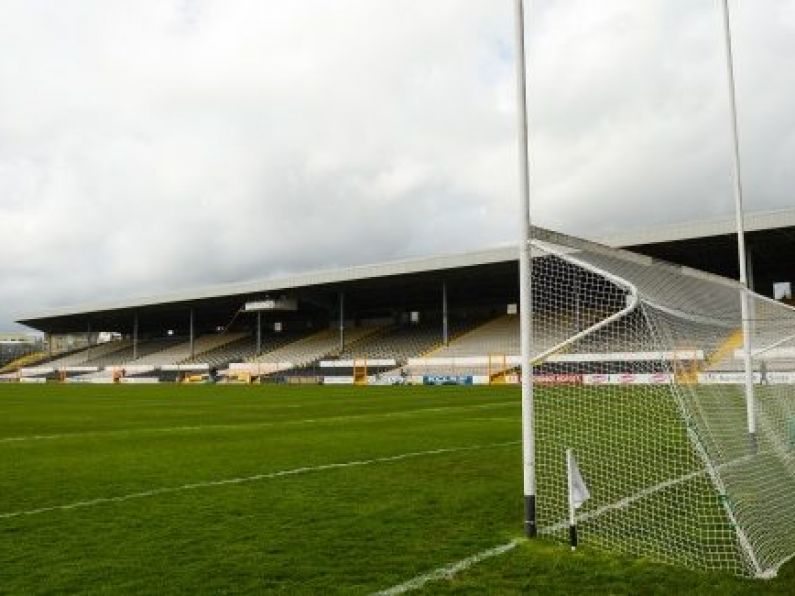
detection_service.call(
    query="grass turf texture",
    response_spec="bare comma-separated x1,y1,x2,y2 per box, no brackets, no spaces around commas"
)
0,384,790,594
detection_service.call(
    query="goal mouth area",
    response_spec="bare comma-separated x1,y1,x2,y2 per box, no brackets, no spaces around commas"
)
525,227,795,578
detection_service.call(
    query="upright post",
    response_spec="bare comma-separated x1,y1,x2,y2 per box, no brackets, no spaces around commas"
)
514,0,536,537
189,309,195,361
339,292,345,352
86,321,92,363
132,312,139,361
720,0,756,450
256,311,262,354
442,281,449,346
574,271,581,333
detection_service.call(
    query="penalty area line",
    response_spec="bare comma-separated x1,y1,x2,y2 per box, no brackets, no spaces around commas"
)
372,461,722,594
0,441,519,521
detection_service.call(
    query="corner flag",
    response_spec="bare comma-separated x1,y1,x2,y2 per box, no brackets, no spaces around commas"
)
567,448,590,550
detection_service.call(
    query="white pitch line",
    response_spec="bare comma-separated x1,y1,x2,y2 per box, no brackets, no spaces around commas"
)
0,441,520,520
373,455,758,595
0,401,518,444
372,539,523,596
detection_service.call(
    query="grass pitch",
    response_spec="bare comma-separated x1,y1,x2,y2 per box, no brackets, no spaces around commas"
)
0,384,792,594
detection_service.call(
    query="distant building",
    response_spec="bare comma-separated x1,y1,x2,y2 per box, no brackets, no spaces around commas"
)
0,333,42,367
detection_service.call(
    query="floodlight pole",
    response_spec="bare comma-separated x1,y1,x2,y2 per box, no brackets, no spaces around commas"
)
514,0,536,537
720,0,756,450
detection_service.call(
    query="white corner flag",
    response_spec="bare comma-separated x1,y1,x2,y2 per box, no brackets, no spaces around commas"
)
567,448,590,550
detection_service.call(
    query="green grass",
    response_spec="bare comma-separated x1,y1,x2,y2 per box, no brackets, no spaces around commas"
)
0,384,791,594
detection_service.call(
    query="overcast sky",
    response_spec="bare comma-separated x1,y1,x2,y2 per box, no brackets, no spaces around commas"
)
1,0,793,331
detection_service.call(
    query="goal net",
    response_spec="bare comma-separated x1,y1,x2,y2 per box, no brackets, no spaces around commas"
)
528,226,795,578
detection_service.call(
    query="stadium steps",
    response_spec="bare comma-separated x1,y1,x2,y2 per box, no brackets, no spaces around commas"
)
249,326,385,371
58,339,132,367
328,327,390,359
0,351,49,374
331,323,440,366
181,334,254,367
423,315,520,358
325,318,494,379
84,337,180,367
418,316,500,358
181,331,310,369
130,332,248,366
704,329,744,371
672,328,743,383
408,313,575,377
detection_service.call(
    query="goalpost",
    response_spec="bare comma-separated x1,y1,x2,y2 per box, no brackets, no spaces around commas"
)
511,0,779,576
522,226,795,578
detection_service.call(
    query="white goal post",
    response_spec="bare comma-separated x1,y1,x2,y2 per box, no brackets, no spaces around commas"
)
523,226,795,578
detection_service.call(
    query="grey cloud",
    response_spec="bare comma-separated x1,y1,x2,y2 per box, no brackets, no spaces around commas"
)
0,0,793,330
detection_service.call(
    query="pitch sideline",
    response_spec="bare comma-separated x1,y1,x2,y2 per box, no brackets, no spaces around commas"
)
0,440,520,520
0,401,518,444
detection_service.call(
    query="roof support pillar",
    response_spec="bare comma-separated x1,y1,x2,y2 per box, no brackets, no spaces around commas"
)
442,281,449,346
256,311,262,354
132,312,139,360
339,292,345,353
85,321,92,363
746,244,755,293
189,309,195,361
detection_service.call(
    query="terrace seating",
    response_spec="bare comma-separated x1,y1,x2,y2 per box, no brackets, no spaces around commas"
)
404,314,576,377
130,332,248,366
335,323,441,364
182,330,308,369
48,339,131,367
319,319,486,374
249,326,384,370
426,315,520,358
85,337,182,367
0,350,49,373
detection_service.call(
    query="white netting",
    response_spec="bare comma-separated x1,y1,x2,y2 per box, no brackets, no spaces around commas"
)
529,227,795,578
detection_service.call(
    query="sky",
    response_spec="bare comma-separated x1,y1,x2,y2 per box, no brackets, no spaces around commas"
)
1,0,793,331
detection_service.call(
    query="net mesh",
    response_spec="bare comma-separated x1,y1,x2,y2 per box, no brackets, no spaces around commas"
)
529,227,795,578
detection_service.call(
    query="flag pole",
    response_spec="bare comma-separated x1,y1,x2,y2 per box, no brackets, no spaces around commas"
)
514,0,536,538
719,0,756,452
567,449,577,551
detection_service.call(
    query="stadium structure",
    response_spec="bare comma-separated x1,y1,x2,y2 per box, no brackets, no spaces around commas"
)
6,208,795,578
6,208,795,386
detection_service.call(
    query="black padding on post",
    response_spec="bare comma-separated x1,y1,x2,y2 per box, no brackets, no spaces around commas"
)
525,495,537,537
569,524,578,548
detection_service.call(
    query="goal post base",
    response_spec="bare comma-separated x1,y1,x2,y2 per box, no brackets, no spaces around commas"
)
524,495,537,538
748,432,758,455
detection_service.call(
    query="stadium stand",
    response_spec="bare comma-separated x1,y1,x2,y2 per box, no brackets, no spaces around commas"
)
248,326,384,370
334,319,477,363
182,330,308,369
424,314,519,358
400,315,520,377
0,350,49,374
46,339,131,367
130,332,247,366
83,337,181,367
